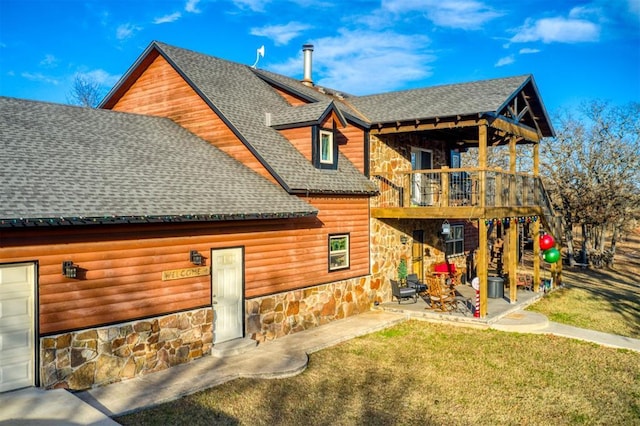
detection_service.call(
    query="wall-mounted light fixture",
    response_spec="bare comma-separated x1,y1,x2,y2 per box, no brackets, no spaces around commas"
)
400,235,408,245
62,261,78,278
441,220,451,237
190,250,204,266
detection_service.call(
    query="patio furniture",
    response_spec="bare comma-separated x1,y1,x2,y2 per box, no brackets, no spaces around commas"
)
425,275,457,312
406,274,427,293
516,273,533,291
432,262,461,286
390,279,417,304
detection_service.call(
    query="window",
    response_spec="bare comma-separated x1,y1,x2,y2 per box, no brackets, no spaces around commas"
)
329,234,349,271
445,225,464,256
319,130,333,164
313,126,338,170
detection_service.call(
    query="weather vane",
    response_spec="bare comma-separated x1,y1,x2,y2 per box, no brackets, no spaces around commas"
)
251,45,265,68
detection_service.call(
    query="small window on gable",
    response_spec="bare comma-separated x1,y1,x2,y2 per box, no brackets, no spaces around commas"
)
313,126,338,170
320,130,333,164
329,234,350,271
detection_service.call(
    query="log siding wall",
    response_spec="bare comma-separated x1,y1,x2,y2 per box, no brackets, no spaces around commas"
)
109,55,278,185
1,196,369,335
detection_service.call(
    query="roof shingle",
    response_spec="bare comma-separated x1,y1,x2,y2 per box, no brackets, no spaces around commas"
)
0,97,317,224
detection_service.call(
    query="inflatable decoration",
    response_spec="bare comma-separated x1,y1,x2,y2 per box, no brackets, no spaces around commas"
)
539,234,555,251
542,247,560,263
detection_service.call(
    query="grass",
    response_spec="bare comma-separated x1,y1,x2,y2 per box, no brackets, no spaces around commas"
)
527,230,640,338
117,230,640,425
117,322,640,425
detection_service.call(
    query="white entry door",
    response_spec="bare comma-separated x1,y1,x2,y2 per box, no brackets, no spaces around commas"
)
211,248,244,344
0,263,35,392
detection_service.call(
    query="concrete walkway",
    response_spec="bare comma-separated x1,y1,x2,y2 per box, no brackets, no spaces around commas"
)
1,309,638,425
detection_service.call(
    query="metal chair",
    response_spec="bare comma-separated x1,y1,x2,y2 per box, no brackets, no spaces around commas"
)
406,273,427,293
390,279,417,304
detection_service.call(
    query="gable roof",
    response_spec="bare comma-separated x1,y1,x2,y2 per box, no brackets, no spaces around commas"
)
347,75,554,137
254,69,554,138
103,42,378,196
0,97,317,226
268,100,347,130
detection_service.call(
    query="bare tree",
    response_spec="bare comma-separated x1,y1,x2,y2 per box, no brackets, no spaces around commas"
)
541,100,640,268
67,74,104,108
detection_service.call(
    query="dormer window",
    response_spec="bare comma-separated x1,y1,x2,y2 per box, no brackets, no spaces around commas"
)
313,126,338,170
319,130,333,164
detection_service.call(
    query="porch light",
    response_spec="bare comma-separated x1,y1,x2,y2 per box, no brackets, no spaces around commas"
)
190,250,204,266
62,261,78,278
400,235,408,245
441,220,451,236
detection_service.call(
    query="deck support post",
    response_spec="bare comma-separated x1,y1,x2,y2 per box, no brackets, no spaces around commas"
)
478,123,488,317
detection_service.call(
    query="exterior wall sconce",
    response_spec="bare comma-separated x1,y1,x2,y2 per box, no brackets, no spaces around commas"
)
190,250,204,266
441,220,451,236
62,261,79,278
400,235,408,245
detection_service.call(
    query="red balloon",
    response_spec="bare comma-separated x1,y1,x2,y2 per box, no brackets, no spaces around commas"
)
539,234,555,250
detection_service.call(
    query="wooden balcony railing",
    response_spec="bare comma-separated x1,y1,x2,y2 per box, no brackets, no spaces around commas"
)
372,168,545,210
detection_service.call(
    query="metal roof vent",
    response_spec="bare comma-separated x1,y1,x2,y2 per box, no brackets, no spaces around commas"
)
301,44,314,87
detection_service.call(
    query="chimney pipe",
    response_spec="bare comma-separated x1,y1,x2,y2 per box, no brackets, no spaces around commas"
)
302,44,314,87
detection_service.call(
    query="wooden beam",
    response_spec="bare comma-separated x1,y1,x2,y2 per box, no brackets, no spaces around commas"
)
533,219,541,292
479,124,487,209
508,221,518,302
488,116,540,142
370,117,481,135
479,218,488,318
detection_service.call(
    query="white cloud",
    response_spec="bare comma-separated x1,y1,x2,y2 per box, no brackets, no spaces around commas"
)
269,30,434,95
382,0,503,30
116,23,142,40
519,48,540,54
40,54,59,68
75,69,121,87
232,0,270,12
185,0,201,13
510,16,600,44
251,22,311,46
21,72,60,85
154,12,182,24
495,55,515,67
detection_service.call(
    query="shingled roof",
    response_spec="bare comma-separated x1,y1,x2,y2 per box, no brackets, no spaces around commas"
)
107,42,378,196
347,75,554,137
0,97,317,226
254,69,554,138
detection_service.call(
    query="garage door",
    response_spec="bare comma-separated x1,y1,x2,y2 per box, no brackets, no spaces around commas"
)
0,263,35,392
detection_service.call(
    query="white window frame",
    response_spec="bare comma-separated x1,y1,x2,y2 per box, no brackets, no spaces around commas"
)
319,130,334,164
445,225,464,256
329,234,349,271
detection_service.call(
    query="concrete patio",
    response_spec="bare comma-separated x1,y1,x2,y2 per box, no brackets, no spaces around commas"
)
376,282,544,327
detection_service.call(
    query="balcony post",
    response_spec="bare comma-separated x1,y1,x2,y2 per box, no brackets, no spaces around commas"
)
478,124,487,209
478,123,488,317
403,173,411,208
533,218,541,292
441,167,449,207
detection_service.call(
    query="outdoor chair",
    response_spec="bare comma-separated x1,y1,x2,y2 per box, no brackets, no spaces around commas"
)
406,274,427,293
425,275,457,312
516,273,533,291
390,279,417,304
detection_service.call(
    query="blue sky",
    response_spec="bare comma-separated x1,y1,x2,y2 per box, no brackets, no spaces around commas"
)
1,0,638,115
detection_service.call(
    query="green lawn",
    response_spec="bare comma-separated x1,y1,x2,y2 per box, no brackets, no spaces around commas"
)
117,321,640,425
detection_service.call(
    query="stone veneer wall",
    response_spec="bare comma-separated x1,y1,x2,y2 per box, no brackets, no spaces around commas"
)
41,308,213,390
246,276,382,343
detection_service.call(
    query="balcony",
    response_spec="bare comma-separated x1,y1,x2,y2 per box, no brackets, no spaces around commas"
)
371,168,550,222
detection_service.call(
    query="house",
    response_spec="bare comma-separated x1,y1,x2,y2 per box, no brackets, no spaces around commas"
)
0,41,559,392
